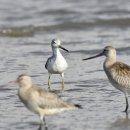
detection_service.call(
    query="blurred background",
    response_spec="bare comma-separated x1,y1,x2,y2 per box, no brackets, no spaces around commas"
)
0,0,130,130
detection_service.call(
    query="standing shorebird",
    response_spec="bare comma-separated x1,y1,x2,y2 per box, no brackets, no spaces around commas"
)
83,46,130,113
45,39,69,90
17,74,81,130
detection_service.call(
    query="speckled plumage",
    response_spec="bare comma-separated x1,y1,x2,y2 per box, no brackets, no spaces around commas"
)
104,62,130,92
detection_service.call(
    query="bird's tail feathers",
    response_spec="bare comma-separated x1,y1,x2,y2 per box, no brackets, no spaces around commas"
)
74,104,82,109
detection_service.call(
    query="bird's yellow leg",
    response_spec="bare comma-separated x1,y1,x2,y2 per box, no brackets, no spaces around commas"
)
61,79,64,91
48,79,51,89
48,74,51,90
60,73,64,91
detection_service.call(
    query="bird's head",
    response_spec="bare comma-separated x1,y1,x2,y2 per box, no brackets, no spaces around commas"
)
17,74,32,88
51,39,69,52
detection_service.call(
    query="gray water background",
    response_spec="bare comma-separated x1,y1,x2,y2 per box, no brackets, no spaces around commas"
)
0,0,130,130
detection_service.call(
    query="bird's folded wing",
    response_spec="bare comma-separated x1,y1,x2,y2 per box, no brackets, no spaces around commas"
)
110,62,130,87
30,85,71,109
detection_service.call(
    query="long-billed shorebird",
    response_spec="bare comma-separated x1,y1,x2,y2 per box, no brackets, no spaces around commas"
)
17,74,81,130
83,46,130,113
45,39,69,90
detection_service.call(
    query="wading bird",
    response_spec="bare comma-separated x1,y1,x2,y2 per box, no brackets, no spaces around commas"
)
45,39,69,90
17,74,81,130
83,46,130,113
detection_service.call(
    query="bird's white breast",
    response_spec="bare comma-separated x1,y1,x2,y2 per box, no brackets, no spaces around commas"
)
47,51,68,74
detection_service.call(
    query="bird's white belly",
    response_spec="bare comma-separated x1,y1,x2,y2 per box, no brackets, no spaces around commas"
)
47,57,68,74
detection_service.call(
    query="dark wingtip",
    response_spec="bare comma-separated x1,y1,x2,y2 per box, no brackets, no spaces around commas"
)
75,104,82,109
45,64,47,69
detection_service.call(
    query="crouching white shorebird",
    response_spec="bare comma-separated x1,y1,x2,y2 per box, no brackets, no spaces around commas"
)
83,46,130,113
17,74,81,130
45,39,69,90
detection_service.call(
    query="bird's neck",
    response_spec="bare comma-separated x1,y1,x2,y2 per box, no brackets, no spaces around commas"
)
19,83,32,89
52,47,62,57
104,56,116,68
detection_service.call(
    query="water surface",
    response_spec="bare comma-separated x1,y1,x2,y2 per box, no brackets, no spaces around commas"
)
0,0,130,130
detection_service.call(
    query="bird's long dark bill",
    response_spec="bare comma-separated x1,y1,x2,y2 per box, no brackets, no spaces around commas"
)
82,52,103,60
59,45,69,52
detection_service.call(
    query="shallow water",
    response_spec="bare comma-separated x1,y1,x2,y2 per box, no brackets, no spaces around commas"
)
0,0,130,130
